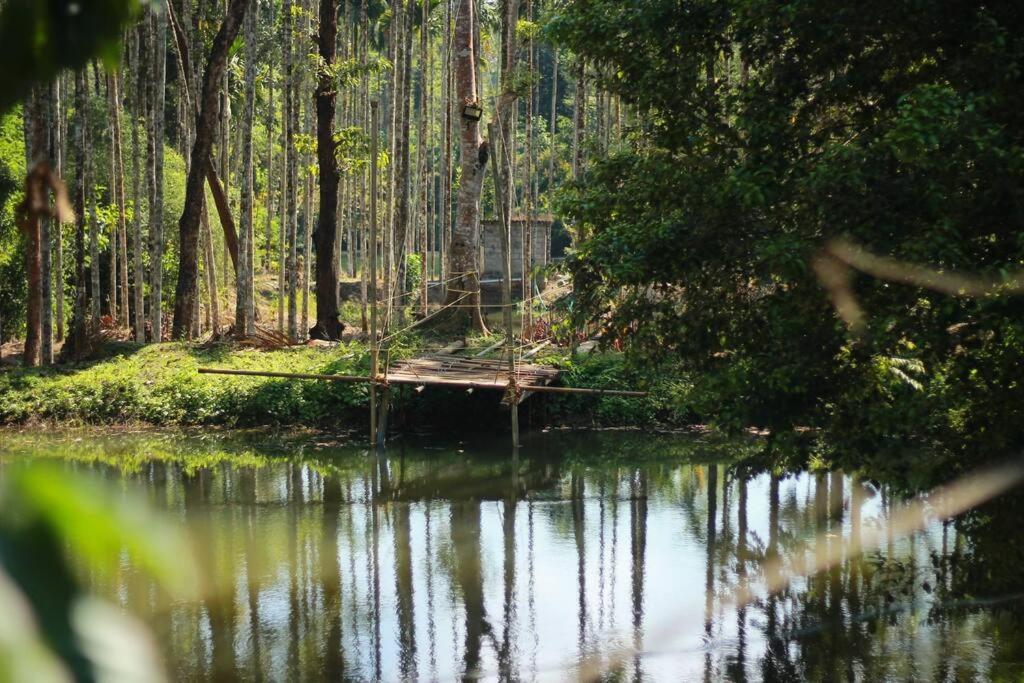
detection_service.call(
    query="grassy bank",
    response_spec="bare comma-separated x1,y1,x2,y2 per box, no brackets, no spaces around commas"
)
0,341,693,431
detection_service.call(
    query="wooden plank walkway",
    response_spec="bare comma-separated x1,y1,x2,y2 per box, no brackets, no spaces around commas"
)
385,353,560,396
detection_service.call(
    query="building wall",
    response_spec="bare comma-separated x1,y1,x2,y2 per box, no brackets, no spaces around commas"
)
480,219,552,281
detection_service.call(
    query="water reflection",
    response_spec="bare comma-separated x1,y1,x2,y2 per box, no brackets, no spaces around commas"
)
1,431,1020,681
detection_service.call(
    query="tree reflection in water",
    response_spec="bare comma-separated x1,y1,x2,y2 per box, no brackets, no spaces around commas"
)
2,430,1023,681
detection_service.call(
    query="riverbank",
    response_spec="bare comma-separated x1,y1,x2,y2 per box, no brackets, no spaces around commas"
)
0,340,692,431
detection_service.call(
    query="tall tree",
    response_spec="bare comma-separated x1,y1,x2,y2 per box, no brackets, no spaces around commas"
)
22,88,45,366
68,69,89,357
236,0,257,338
150,4,167,341
284,0,298,340
443,0,488,331
310,0,343,340
171,0,249,338
41,83,54,363
130,24,144,341
108,69,130,328
53,76,66,346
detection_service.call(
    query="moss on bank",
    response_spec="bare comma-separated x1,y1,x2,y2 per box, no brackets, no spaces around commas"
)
0,341,693,431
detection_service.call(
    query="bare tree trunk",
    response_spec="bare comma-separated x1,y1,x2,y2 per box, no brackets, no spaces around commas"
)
107,114,118,321
236,0,256,338
220,0,232,294
310,0,343,340
202,198,220,331
444,0,488,331
131,25,144,341
441,0,452,297
550,47,558,197
302,166,312,340
108,70,130,329
55,74,68,348
572,57,586,180
54,76,66,345
418,0,430,316
264,3,275,276
23,88,44,367
391,0,413,320
284,0,298,340
69,69,89,356
41,84,54,363
151,3,167,341
171,0,248,338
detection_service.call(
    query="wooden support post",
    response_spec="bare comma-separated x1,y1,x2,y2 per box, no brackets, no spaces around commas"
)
369,102,380,446
488,120,519,448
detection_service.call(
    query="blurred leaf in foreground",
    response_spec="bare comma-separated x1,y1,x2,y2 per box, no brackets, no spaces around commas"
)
0,465,199,682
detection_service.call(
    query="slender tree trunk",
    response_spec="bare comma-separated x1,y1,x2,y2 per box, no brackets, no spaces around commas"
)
54,74,67,348
441,0,452,296
550,46,558,195
418,0,430,316
23,88,44,366
131,25,145,341
444,0,487,331
236,0,257,337
310,0,343,340
69,69,89,356
572,57,586,180
151,3,167,341
108,70,130,329
393,0,413,317
41,85,54,363
202,198,220,331
220,0,232,294
171,0,248,338
284,0,298,340
264,6,275,276
107,112,117,323
54,76,65,345
302,164,312,340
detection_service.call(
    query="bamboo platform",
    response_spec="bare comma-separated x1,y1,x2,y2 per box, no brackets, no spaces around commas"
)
385,353,560,403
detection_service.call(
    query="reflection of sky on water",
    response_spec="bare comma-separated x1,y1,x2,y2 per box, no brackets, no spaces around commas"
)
0,431,1017,681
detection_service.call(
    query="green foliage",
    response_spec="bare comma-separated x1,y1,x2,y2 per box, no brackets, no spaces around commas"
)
0,343,377,427
0,0,140,113
550,0,1024,484
405,252,423,295
544,351,695,428
0,109,24,341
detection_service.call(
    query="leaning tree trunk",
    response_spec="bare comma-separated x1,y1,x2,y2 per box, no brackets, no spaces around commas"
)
444,0,488,331
310,0,344,340
171,0,249,339
236,0,257,338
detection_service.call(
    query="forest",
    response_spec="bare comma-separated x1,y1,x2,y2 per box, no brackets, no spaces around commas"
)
1,0,1024,680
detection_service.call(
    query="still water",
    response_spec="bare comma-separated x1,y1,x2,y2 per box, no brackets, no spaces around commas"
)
2,430,1022,681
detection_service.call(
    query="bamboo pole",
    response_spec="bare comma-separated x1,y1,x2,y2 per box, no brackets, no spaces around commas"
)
370,101,380,446
487,119,519,448
197,367,648,397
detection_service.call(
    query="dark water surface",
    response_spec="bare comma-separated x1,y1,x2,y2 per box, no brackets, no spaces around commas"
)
2,430,1022,681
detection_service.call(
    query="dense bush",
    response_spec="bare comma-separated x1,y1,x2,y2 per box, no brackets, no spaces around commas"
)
550,0,1024,484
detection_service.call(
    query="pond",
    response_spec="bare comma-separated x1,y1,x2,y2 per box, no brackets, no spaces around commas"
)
1,430,1022,681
